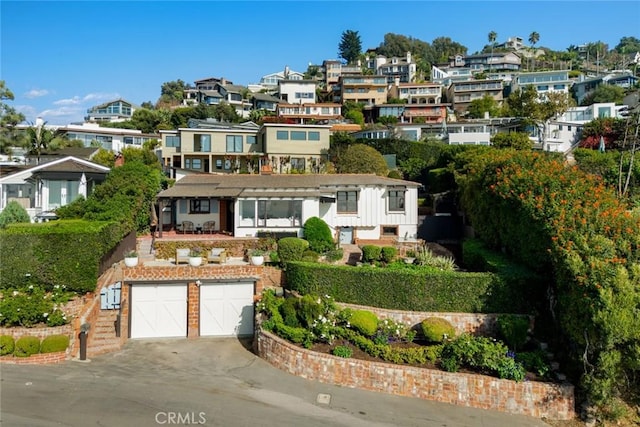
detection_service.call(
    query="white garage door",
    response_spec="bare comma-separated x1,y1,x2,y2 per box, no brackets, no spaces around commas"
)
200,282,254,336
131,284,187,339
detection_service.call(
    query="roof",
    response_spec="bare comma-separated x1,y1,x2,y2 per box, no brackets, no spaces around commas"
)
88,98,141,111
35,147,101,159
252,92,281,102
0,156,110,184
157,173,420,199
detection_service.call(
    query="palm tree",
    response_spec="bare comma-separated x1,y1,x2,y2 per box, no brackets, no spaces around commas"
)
25,119,55,165
488,31,497,72
529,31,540,71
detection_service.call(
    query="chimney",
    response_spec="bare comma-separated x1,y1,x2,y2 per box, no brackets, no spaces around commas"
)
35,117,44,128
406,51,412,63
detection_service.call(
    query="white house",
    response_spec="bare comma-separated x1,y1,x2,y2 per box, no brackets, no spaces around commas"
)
531,102,629,153
155,174,420,243
0,156,110,222
278,79,317,104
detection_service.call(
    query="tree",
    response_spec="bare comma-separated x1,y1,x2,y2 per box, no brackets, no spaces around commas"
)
488,31,497,71
431,37,467,64
614,36,640,55
505,86,573,150
580,84,625,106
0,81,26,156
490,132,533,150
528,32,540,71
0,200,30,228
579,117,627,150
25,120,55,164
333,143,388,176
157,79,188,107
467,94,500,119
91,148,117,168
338,30,362,64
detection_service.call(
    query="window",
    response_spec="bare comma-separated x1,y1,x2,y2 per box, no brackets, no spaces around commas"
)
291,157,305,171
246,135,256,144
190,199,210,214
194,134,211,152
185,158,202,170
166,135,180,147
215,159,222,170
226,135,243,152
276,130,289,140
553,84,565,90
308,131,320,141
256,200,302,227
537,85,549,91
239,200,255,227
382,226,398,236
291,131,306,141
388,190,405,212
598,107,611,118
337,191,358,213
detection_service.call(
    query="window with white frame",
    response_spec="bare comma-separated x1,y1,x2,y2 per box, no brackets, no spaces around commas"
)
290,157,305,171
291,131,306,141
308,131,320,141
388,190,405,212
276,130,288,140
337,191,358,213
239,200,255,226
256,200,302,227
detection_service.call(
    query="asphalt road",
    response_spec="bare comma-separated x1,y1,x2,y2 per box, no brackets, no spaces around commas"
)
0,338,551,427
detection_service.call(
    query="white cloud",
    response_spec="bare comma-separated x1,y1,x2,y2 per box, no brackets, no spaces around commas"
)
82,92,120,102
24,89,50,99
53,96,82,106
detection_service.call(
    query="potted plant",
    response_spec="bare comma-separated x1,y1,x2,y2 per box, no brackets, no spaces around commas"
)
189,247,203,267
250,249,265,266
404,249,416,265
124,250,139,267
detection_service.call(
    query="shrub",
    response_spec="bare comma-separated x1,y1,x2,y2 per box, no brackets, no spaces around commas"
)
0,200,31,228
277,237,309,266
324,248,344,263
279,298,300,328
332,345,353,358
40,334,70,353
349,310,379,336
380,246,397,263
296,294,323,328
301,250,320,263
516,350,550,378
303,217,334,253
361,245,382,263
14,336,41,357
421,317,456,343
0,335,15,355
497,314,530,351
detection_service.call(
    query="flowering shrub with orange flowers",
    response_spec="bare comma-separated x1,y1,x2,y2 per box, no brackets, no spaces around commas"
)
454,148,640,410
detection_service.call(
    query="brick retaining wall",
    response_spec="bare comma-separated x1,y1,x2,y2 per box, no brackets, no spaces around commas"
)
0,351,67,365
256,329,575,420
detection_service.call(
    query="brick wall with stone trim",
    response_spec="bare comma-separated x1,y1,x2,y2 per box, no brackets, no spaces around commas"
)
257,329,575,420
337,303,534,336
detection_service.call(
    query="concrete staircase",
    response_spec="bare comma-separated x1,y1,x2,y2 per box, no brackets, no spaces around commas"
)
341,244,362,265
87,310,123,357
137,236,155,261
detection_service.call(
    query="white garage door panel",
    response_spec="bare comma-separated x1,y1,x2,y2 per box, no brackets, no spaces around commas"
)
131,285,187,339
200,282,254,336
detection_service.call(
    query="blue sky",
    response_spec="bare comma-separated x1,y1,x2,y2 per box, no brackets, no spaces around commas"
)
2,1,639,125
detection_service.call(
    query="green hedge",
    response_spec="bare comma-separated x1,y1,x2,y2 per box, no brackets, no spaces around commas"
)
285,261,516,313
40,335,70,353
0,220,126,293
14,336,41,357
462,238,545,312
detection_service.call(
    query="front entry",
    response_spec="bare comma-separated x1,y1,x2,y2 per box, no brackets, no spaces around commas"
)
339,227,353,244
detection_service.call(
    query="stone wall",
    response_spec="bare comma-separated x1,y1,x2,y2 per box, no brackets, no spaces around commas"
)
257,329,575,420
0,351,67,365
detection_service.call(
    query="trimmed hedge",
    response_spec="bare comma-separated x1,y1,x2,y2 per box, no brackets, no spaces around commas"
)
40,334,70,354
0,335,15,355
278,237,309,266
285,261,516,313
14,336,41,357
0,220,127,293
303,217,334,253
349,310,379,336
421,317,456,343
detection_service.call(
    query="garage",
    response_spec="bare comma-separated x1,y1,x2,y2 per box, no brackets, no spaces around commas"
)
200,282,254,336
130,284,187,339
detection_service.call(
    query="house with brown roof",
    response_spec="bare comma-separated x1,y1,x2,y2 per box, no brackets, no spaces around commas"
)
155,173,420,243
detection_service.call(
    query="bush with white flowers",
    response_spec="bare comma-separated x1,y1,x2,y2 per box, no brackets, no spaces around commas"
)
0,283,73,327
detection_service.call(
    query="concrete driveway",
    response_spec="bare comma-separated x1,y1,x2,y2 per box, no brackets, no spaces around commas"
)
1,338,551,427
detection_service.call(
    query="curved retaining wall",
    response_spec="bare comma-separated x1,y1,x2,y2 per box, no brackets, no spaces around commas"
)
256,329,575,420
